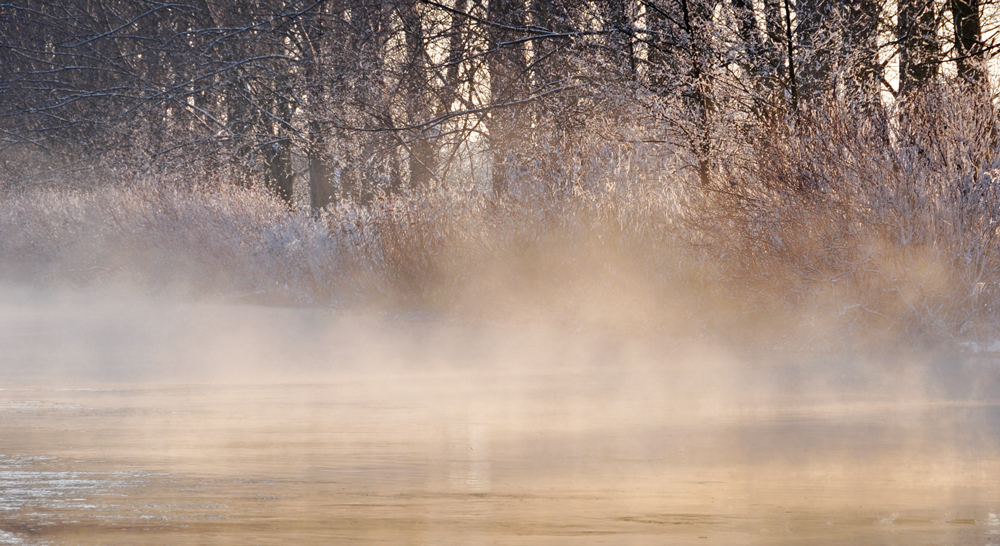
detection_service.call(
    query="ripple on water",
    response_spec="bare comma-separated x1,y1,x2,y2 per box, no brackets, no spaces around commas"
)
0,454,157,545
0,530,29,545
0,402,85,412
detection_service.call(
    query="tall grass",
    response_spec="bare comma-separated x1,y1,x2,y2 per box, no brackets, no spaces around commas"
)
701,86,1000,346
2,84,998,348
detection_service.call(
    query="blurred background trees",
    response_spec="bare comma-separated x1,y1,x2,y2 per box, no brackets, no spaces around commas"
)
0,0,996,206
5,0,1000,342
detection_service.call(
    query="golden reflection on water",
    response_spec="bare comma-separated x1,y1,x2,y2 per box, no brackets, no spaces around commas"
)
1,363,999,546
1,287,999,544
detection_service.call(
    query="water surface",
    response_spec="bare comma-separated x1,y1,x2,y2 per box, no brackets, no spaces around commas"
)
1,288,999,545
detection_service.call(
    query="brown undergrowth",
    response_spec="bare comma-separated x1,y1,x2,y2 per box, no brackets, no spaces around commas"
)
2,84,998,349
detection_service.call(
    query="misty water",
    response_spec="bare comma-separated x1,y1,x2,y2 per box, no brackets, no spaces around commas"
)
2,286,1000,545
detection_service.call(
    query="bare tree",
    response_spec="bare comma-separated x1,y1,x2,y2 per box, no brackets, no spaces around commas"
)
898,0,940,95
951,0,986,83
486,0,529,197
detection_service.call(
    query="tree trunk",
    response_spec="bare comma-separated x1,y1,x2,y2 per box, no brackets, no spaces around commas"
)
400,0,436,189
898,0,939,95
266,137,294,205
602,0,637,77
487,0,529,198
842,0,880,103
647,0,714,185
730,0,785,119
794,0,834,101
532,0,577,192
443,0,468,112
309,121,337,211
952,0,985,84
683,0,714,185
762,0,786,81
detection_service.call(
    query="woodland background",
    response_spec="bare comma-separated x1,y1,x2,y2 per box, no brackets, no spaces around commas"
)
2,0,999,348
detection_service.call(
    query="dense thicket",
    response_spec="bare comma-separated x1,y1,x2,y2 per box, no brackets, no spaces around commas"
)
4,0,991,197
2,0,1000,346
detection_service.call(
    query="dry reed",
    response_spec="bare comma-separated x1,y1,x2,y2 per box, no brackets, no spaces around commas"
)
1,83,998,349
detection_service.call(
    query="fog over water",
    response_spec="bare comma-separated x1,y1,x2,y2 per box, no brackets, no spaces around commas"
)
2,285,1000,545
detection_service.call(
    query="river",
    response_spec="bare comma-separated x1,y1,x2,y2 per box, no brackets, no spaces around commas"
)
1,286,998,545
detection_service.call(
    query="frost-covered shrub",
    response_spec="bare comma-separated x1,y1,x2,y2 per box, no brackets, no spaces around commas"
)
697,84,1000,345
0,182,343,304
2,83,999,349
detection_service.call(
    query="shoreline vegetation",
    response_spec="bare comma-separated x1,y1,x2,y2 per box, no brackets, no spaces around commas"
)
5,89,1000,351
3,2,1000,350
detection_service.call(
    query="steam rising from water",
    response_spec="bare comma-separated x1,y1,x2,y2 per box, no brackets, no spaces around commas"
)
1,284,1000,545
